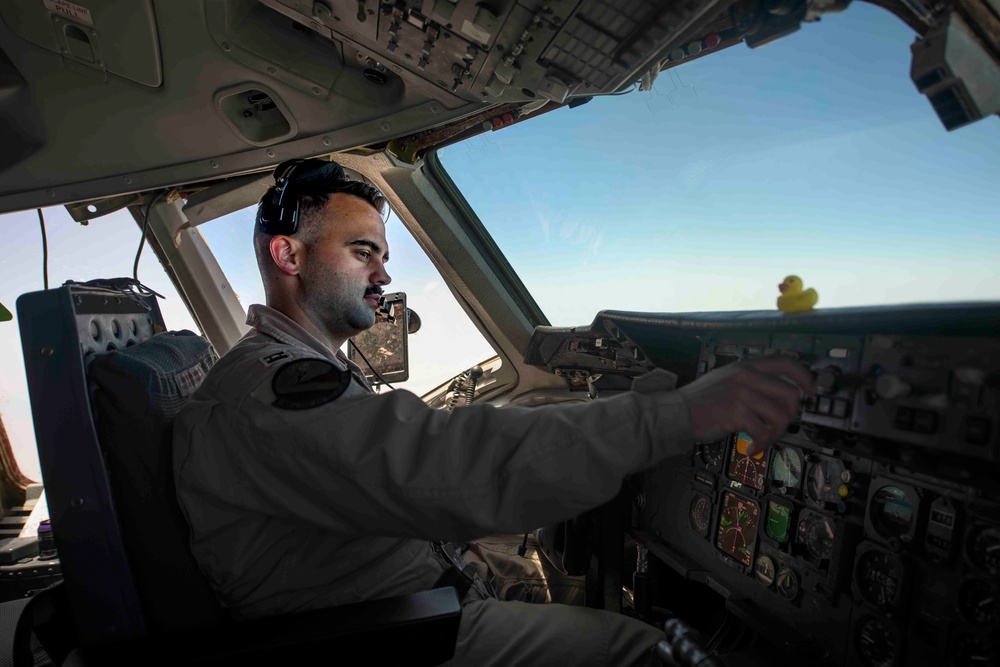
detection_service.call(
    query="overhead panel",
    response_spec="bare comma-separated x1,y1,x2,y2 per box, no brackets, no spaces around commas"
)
0,0,162,87
0,0,742,211
248,0,726,105
206,0,346,98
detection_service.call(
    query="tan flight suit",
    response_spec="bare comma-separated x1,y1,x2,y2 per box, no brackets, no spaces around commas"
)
174,304,692,666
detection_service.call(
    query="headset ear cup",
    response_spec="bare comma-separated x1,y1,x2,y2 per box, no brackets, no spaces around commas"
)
257,158,349,235
256,191,299,235
257,204,298,235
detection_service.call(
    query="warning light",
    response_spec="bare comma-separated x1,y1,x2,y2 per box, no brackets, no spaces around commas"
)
705,34,721,49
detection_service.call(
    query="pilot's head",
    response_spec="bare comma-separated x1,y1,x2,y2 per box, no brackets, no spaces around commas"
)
253,158,391,347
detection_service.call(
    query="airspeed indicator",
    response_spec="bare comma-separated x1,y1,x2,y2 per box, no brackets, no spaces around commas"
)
690,494,711,536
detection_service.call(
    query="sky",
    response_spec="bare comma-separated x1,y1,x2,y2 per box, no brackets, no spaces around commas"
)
1,2,997,482
438,3,1000,324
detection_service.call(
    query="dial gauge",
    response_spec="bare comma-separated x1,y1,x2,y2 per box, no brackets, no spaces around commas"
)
950,633,995,667
869,486,915,541
856,616,898,667
797,511,837,561
775,566,799,601
696,440,726,472
755,555,776,587
769,446,803,493
806,458,846,505
690,494,711,536
957,578,999,626
855,548,904,609
966,523,1000,577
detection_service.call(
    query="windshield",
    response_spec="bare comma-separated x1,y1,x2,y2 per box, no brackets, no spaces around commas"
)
437,3,1000,326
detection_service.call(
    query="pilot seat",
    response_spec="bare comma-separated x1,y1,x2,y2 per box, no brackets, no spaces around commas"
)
12,278,461,666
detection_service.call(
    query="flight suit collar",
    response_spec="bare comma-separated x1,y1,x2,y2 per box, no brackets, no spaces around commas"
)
245,304,372,387
246,304,339,364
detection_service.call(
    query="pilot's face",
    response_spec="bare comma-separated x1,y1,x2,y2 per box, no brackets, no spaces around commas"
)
299,192,391,338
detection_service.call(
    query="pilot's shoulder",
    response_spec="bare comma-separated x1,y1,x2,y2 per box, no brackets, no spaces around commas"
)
198,336,339,403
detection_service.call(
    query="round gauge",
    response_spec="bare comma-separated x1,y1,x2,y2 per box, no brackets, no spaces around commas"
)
775,566,799,601
855,548,903,609
950,633,996,667
856,616,898,667
806,458,845,505
770,447,803,493
869,486,915,541
755,555,776,587
697,440,726,471
689,494,711,536
966,524,1000,577
797,512,837,561
958,578,999,626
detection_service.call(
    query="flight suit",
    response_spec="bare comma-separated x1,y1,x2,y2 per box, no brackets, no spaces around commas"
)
174,304,691,665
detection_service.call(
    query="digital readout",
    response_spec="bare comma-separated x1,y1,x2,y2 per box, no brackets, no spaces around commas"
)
715,491,760,567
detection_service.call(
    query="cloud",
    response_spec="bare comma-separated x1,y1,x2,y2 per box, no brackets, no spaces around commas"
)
557,220,604,255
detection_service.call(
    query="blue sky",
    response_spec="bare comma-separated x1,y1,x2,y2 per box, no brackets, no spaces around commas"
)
439,3,999,323
1,2,997,481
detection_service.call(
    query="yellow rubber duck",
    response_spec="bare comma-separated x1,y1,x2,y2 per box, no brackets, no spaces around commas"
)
777,275,818,313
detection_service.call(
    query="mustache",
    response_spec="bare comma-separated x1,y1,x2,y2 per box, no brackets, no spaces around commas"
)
365,286,384,297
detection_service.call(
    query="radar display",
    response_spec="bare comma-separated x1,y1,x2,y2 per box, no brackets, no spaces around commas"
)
726,431,768,490
715,491,760,566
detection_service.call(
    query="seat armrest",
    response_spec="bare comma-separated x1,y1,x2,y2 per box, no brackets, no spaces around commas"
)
63,587,462,667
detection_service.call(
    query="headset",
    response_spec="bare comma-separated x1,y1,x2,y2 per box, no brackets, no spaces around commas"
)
255,158,351,235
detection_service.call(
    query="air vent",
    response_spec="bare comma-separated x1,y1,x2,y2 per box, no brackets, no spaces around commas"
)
214,84,296,146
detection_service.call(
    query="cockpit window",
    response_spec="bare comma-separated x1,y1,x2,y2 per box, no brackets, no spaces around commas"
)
0,206,200,482
437,3,1000,326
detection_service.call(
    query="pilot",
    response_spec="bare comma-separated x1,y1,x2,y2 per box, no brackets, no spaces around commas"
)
173,158,814,666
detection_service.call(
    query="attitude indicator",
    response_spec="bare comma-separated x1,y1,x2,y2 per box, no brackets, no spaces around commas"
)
726,432,768,491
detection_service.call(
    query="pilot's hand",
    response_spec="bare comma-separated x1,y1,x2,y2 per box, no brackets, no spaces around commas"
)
677,355,814,455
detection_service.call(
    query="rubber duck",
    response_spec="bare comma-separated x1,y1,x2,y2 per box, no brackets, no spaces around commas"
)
777,275,818,313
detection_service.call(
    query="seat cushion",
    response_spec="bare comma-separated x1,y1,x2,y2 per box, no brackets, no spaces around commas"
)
88,330,229,634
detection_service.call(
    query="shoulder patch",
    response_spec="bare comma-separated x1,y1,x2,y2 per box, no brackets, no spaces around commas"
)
272,359,351,410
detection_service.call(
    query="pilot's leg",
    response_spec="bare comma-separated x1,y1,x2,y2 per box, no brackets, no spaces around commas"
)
444,595,663,667
462,534,586,605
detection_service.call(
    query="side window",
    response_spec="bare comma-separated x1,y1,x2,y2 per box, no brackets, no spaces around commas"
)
199,206,498,395
0,206,199,482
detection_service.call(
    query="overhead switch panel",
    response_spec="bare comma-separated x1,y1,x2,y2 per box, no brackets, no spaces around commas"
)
910,13,1000,131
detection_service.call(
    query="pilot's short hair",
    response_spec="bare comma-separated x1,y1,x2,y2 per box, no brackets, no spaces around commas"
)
257,158,387,238
253,159,388,273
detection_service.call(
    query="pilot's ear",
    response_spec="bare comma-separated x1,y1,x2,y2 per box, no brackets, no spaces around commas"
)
269,235,302,276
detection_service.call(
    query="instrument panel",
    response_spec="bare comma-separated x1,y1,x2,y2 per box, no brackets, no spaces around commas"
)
639,332,1000,667
524,304,1000,667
